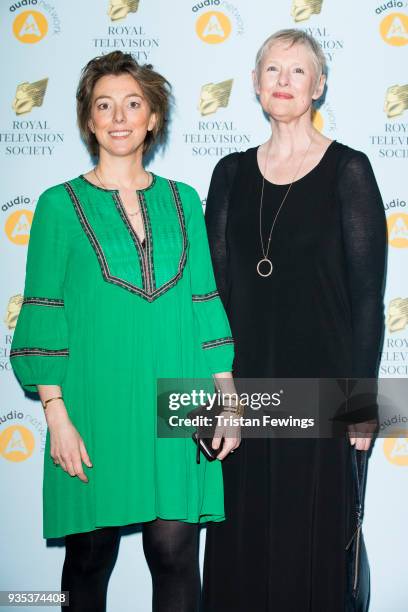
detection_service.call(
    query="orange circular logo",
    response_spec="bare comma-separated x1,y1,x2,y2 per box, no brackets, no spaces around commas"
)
312,109,324,132
0,425,35,462
380,13,408,46
196,11,232,44
383,429,408,466
13,10,48,44
5,209,33,245
387,212,408,248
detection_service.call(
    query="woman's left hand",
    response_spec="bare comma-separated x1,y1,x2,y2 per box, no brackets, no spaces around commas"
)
348,420,377,452
212,410,241,460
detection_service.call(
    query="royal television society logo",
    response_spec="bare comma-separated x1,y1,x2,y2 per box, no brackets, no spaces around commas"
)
183,79,250,157
387,298,408,333
193,1,244,45
108,0,139,21
5,295,23,331
290,2,344,64
92,1,158,60
383,430,408,466
10,1,61,43
384,84,408,119
369,84,408,158
12,79,48,116
291,0,323,22
198,79,233,116
0,81,64,156
380,296,408,376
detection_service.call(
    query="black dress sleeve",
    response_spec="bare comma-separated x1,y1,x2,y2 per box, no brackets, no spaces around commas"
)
336,150,387,379
204,153,242,307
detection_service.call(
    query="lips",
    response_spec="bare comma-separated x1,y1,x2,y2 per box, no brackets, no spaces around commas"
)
272,92,293,99
109,130,132,138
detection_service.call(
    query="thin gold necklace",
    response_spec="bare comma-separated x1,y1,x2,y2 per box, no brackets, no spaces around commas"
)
93,168,152,217
257,138,313,278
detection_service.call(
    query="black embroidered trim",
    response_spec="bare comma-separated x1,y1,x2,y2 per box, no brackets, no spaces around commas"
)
22,297,64,307
202,337,234,350
113,192,148,292
10,348,69,358
139,190,156,292
192,290,219,302
63,179,187,302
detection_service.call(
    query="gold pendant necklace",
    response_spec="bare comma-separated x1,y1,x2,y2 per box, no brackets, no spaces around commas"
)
93,167,152,217
257,138,313,278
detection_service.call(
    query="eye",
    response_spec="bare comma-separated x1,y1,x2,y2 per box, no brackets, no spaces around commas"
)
294,67,305,74
97,102,110,110
266,65,278,72
129,99,141,109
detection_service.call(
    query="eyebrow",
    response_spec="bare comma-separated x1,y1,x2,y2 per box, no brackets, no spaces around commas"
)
94,93,144,102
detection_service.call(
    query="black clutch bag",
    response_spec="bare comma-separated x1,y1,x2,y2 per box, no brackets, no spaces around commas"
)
345,446,370,612
188,402,224,464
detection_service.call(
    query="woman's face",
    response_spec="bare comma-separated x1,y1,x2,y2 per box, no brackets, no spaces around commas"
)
88,73,156,157
254,41,325,123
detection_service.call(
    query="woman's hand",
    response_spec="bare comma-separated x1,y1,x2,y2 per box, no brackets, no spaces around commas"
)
212,410,241,460
348,420,377,452
46,402,92,482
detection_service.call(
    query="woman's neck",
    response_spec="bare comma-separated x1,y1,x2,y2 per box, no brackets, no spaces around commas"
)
267,114,323,159
95,150,150,190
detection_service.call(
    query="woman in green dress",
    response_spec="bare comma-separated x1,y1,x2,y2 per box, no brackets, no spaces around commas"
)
11,51,240,612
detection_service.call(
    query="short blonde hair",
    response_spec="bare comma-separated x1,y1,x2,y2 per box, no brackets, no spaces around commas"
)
255,28,327,83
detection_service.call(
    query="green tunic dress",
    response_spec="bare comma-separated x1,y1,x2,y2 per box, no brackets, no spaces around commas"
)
11,174,234,539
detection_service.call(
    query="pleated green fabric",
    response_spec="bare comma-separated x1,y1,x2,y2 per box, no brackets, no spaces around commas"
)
11,174,234,538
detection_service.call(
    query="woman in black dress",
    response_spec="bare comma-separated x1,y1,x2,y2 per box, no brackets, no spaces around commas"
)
202,29,386,611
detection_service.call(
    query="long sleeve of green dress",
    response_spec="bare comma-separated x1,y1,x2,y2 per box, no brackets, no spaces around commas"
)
180,182,234,375
11,186,70,391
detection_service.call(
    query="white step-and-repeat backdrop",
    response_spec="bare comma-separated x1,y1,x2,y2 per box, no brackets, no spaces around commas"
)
1,1,407,610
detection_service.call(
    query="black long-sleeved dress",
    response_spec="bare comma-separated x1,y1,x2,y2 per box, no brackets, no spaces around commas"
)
202,142,387,612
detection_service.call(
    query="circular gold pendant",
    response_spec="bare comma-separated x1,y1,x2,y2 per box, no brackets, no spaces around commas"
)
257,258,273,277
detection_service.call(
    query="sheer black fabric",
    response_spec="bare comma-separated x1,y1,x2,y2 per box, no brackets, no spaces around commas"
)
202,142,386,612
62,520,200,612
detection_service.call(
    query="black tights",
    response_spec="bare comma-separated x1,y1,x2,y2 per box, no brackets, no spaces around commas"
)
61,519,200,612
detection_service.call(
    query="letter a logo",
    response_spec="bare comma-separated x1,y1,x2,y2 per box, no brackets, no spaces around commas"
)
196,11,232,44
13,10,48,44
380,13,408,46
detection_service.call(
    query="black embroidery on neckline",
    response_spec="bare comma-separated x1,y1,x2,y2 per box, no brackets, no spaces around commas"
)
63,179,187,302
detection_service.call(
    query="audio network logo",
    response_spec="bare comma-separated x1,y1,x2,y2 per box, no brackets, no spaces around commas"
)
0,425,35,462
10,1,61,43
198,79,233,116
108,0,139,21
387,213,408,247
291,0,323,23
378,7,408,46
312,102,337,134
383,430,408,466
12,79,48,116
193,1,244,45
5,209,33,245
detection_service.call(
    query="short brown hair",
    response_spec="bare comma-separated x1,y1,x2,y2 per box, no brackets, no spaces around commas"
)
76,51,171,157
